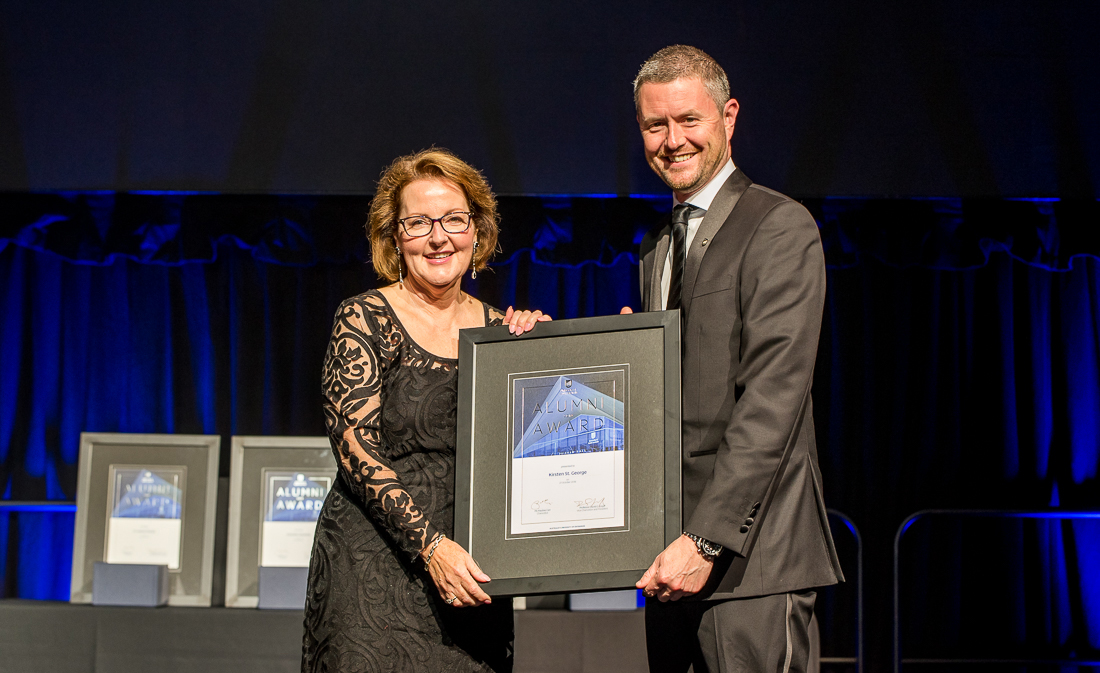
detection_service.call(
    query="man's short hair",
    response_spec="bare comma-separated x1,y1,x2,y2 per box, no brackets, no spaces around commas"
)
633,45,730,115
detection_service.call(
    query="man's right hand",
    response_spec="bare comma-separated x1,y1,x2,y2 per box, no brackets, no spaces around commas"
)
636,534,714,602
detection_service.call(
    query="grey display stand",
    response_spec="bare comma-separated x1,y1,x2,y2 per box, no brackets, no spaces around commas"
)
257,566,309,610
568,589,639,611
92,562,169,607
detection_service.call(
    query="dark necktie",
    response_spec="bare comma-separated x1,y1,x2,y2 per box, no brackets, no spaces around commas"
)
666,204,705,310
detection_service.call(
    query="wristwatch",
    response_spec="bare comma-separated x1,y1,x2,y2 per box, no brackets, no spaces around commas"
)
684,532,723,560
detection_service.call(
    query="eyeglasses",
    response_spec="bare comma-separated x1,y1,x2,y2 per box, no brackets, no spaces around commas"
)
397,211,473,238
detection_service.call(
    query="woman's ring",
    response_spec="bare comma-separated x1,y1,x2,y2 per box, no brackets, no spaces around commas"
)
445,594,457,605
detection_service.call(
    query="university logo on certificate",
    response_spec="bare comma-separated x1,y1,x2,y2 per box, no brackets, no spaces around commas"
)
259,470,332,567
506,365,629,538
104,466,185,569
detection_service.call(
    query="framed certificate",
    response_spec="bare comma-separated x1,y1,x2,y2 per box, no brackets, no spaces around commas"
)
70,433,220,606
456,310,681,596
259,468,333,567
224,436,335,608
105,466,186,569
506,366,629,539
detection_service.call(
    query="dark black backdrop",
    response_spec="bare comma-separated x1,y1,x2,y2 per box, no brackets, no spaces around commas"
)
0,0,1098,197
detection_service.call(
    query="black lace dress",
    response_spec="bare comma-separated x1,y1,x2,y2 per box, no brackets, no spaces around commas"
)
303,290,513,673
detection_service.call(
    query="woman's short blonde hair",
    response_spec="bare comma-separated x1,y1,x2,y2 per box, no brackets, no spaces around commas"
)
367,148,500,282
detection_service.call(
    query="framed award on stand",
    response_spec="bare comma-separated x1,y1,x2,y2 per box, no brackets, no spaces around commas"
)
70,433,220,606
224,436,334,608
456,310,682,596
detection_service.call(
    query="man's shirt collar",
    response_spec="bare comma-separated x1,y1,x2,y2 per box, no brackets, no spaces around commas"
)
674,159,736,212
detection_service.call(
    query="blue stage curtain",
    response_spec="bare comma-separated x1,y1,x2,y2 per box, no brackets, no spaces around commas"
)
814,253,1100,659
1,192,1098,664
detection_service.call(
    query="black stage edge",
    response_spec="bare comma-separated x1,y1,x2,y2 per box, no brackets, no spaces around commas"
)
0,600,304,673
0,600,648,673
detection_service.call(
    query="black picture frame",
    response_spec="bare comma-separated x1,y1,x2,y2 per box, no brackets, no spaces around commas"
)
456,310,681,596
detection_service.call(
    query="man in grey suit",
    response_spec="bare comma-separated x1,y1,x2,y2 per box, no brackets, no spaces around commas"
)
629,45,844,672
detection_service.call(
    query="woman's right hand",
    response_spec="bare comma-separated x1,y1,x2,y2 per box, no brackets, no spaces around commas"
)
422,537,493,607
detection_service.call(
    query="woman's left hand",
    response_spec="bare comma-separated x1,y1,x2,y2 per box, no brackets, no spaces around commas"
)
503,307,552,335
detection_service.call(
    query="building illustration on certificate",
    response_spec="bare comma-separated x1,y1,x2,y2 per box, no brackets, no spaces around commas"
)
105,466,185,570
507,366,628,537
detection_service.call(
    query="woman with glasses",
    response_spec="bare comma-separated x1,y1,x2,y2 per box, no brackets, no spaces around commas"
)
303,149,548,672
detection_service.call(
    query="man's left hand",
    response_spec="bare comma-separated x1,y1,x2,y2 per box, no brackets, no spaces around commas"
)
503,307,552,335
635,534,713,602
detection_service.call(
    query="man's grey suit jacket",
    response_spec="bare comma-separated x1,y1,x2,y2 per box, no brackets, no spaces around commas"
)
640,169,844,599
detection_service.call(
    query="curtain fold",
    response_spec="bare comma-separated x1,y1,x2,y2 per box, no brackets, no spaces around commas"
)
1,192,1098,663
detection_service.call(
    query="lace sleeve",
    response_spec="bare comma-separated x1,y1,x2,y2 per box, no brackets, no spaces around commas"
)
321,295,439,560
486,304,505,326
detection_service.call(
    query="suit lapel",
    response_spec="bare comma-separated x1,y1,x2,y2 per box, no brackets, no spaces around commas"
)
681,170,753,317
646,220,672,312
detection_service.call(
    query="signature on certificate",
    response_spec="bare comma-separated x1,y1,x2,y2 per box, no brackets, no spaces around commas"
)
530,499,552,512
574,497,606,510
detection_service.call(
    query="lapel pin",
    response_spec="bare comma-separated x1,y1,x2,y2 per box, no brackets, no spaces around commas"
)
701,238,709,247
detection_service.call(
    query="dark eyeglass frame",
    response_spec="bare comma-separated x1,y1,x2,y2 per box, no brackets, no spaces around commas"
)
396,211,474,238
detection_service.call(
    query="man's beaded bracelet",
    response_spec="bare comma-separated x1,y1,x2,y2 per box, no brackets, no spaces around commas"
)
423,533,446,568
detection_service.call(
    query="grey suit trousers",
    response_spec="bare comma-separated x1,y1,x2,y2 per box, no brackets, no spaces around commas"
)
645,591,816,673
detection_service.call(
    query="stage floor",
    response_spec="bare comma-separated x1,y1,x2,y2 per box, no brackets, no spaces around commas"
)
0,600,647,673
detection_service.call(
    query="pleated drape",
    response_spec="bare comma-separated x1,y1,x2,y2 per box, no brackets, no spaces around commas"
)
1,193,1098,661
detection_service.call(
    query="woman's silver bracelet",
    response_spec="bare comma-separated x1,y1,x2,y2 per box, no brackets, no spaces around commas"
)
423,533,446,568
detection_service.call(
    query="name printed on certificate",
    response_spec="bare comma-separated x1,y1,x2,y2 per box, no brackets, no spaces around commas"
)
260,470,333,567
507,367,628,537
105,466,185,570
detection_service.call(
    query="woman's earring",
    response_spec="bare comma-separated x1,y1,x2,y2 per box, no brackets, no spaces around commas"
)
396,244,403,283
471,240,479,279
